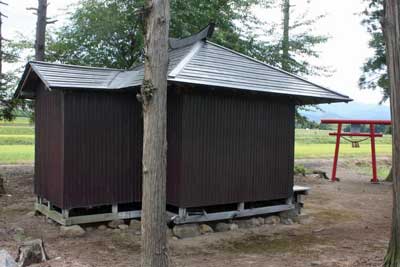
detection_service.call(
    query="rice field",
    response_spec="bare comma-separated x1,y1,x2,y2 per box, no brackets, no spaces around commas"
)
0,119,393,164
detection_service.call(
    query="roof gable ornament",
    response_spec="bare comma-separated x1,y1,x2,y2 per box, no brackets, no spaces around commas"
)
169,23,215,49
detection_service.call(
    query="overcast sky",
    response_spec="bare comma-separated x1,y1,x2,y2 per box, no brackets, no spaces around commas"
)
2,0,385,105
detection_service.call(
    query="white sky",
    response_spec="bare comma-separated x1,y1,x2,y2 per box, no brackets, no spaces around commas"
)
2,0,384,105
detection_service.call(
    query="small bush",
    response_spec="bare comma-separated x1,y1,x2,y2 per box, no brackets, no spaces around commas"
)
294,165,308,176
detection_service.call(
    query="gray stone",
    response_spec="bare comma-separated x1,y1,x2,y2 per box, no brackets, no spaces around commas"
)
118,224,129,230
250,218,262,227
129,219,141,231
112,229,121,234
199,224,213,235
172,224,201,238
97,225,107,231
0,250,17,267
282,218,294,225
60,225,85,237
215,222,232,232
16,239,48,267
280,209,299,220
264,215,280,225
108,219,125,229
233,219,254,229
311,261,322,266
229,223,239,231
85,227,94,232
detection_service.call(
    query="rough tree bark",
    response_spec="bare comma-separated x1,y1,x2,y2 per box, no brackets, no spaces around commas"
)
35,0,47,61
383,0,400,265
0,1,8,80
139,0,170,266
282,0,290,71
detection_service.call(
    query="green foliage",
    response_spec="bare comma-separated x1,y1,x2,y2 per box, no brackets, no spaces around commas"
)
294,164,308,176
359,0,388,103
47,0,273,69
264,1,330,76
45,0,327,77
0,36,34,121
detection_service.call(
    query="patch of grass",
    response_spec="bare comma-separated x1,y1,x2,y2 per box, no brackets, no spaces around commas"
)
0,117,32,126
296,129,392,145
295,144,392,159
0,135,34,145
314,208,360,223
351,160,392,178
217,233,327,254
0,127,34,135
294,164,310,176
0,145,34,164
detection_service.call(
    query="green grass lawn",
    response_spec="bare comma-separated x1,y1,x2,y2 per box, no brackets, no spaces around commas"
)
0,117,35,164
0,120,394,164
295,143,392,159
0,145,34,164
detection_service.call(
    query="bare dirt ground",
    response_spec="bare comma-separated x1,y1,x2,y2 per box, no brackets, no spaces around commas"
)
0,158,393,267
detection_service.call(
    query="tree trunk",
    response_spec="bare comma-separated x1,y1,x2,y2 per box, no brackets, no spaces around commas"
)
383,0,400,265
387,167,393,182
35,0,47,61
282,0,290,71
140,0,170,266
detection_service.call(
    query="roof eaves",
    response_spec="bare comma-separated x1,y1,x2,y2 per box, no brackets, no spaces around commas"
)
28,60,125,72
169,78,352,103
205,41,351,101
29,62,52,91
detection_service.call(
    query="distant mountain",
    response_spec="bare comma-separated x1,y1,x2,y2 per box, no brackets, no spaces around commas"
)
300,102,391,122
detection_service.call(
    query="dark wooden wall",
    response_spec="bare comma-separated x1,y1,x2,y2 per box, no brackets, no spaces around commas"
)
35,85,294,210
35,84,64,207
63,91,143,209
175,91,295,208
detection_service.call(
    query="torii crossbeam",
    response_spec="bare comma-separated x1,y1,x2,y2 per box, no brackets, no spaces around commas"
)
320,119,392,183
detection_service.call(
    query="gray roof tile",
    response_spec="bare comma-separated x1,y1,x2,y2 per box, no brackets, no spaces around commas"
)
15,36,350,104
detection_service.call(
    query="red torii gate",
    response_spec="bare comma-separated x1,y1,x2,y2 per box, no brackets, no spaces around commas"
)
320,119,392,183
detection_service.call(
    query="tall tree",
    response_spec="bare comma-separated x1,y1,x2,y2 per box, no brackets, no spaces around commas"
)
265,0,329,76
35,0,48,61
45,0,271,69
359,0,388,103
139,0,170,266
281,0,290,71
383,0,400,265
28,0,57,61
0,0,15,121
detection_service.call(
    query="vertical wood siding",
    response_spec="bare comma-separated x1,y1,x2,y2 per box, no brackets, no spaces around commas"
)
35,85,294,210
178,91,295,208
63,91,143,209
35,85,64,207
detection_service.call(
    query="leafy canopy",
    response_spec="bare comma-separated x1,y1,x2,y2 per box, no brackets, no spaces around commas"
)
47,0,328,78
359,0,388,103
48,0,273,69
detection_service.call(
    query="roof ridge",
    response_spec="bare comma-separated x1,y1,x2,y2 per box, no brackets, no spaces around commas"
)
169,23,214,49
168,41,203,78
205,41,351,101
29,61,125,72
